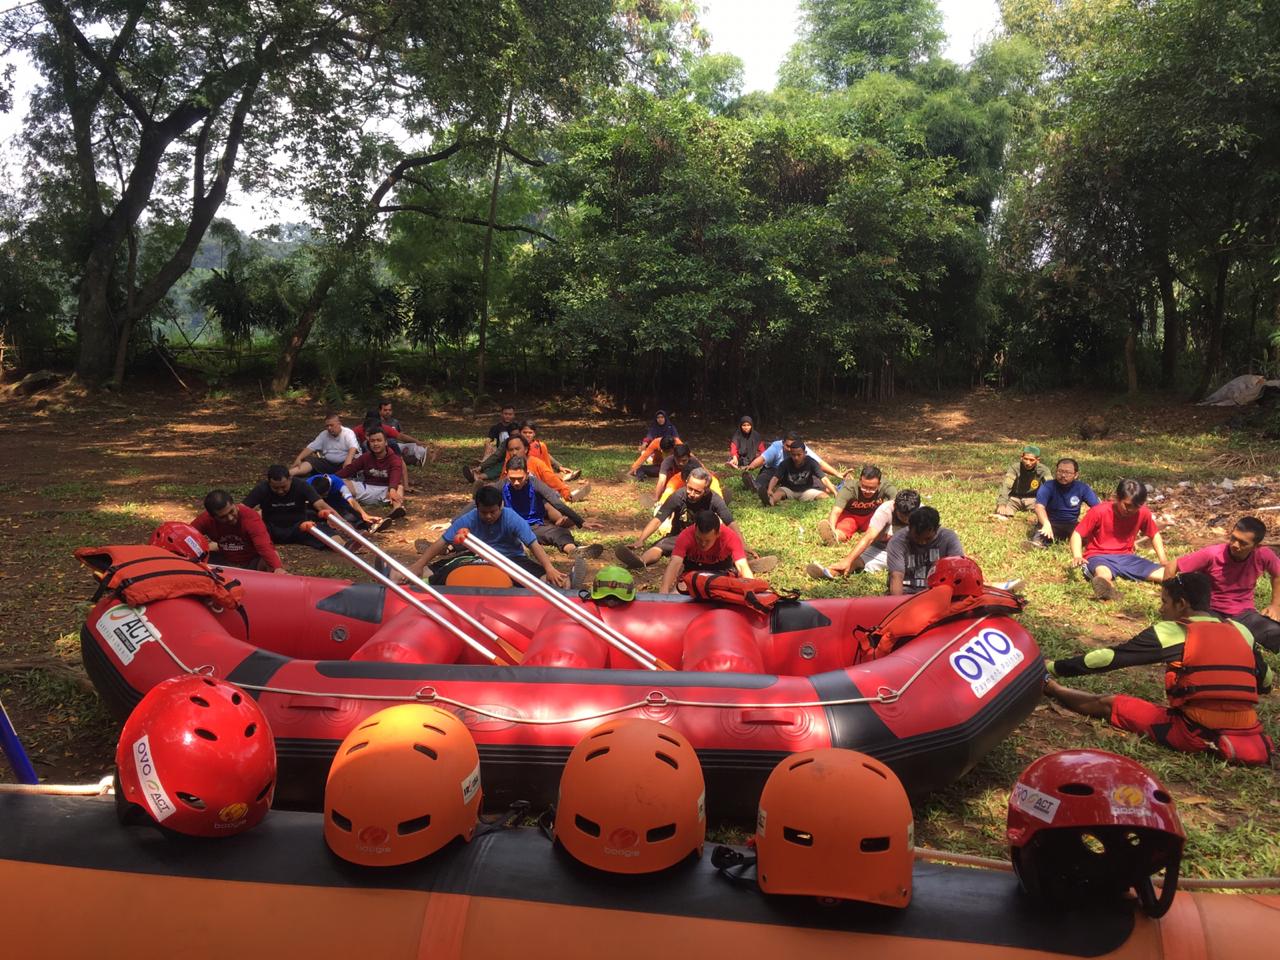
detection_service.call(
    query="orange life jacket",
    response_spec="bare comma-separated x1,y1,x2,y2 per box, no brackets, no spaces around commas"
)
1165,619,1259,709
681,571,795,615
76,545,244,610
851,586,1024,662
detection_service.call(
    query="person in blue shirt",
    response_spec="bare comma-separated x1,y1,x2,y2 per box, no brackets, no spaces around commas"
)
500,456,601,559
739,432,841,507
1025,457,1100,549
307,473,380,531
404,485,569,587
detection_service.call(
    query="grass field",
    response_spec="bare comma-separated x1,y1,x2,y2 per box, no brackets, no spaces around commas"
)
0,383,1276,879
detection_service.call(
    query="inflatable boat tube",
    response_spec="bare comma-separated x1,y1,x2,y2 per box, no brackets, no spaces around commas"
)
78,560,1043,816
0,794,1275,960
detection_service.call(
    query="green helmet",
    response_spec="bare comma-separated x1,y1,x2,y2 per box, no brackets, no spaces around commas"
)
590,565,636,603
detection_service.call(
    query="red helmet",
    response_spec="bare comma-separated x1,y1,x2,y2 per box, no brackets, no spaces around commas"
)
115,675,276,837
1007,750,1184,917
927,556,983,597
149,522,210,562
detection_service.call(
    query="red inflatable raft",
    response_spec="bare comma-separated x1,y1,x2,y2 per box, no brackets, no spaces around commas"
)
78,556,1044,815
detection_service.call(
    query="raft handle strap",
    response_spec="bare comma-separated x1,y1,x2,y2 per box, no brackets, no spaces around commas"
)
710,845,758,887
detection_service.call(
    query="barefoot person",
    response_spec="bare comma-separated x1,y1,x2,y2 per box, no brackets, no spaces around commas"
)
337,425,406,513
405,485,569,588
501,457,601,558
1167,516,1280,653
1070,479,1166,601
500,434,591,502
1044,572,1274,765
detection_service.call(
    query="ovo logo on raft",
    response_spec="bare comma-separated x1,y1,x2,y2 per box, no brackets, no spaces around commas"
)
358,825,392,854
949,628,1024,699
604,827,641,857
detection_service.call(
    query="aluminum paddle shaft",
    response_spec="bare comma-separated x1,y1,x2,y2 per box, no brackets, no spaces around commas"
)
454,529,667,671
302,523,516,666
318,511,503,648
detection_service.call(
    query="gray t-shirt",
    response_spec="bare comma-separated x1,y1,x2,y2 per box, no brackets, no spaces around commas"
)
886,527,965,594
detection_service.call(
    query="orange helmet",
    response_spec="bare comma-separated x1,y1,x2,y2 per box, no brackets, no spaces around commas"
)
554,718,705,874
755,749,913,907
324,704,482,866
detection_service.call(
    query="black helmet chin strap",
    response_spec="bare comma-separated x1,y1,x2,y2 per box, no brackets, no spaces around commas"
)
1136,858,1181,918
710,845,759,888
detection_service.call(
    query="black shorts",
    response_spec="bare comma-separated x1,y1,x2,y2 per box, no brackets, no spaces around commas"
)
534,524,576,551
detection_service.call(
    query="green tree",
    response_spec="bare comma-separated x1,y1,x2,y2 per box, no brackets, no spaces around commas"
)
783,0,946,89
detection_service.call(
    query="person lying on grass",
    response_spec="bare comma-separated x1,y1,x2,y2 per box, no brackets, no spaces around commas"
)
1044,571,1274,766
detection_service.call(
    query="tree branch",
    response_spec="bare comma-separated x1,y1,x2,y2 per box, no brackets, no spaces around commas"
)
501,141,546,167
376,204,557,243
369,140,471,207
41,0,151,122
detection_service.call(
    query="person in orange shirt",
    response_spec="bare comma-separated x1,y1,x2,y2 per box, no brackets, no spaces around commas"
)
500,434,591,502
518,421,582,483
629,435,677,479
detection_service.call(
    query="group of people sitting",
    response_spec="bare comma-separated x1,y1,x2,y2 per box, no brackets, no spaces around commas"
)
190,400,424,575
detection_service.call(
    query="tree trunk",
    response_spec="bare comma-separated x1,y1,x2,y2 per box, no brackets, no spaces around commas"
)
75,256,121,383
110,228,140,388
1124,298,1142,396
1192,254,1230,401
1157,262,1182,388
477,96,515,399
270,267,338,394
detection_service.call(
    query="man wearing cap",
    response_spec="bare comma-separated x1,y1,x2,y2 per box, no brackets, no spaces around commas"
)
995,444,1052,519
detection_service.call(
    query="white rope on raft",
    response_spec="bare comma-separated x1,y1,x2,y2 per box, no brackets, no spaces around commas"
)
141,617,994,725
0,775,114,796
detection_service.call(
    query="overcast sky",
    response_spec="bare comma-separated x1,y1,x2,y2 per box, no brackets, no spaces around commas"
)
0,2,1005,229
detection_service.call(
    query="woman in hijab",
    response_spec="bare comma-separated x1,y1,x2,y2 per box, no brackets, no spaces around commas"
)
642,410,678,446
727,415,764,468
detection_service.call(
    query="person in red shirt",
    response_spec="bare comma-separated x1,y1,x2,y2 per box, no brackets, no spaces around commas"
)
191,489,286,573
1071,479,1167,601
659,511,753,593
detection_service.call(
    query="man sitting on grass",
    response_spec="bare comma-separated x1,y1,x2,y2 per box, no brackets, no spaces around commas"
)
405,485,569,588
243,464,330,550
501,456,602,560
1071,479,1166,601
1044,571,1274,765
617,468,774,574
659,511,755,594
192,489,286,574
1024,457,1098,549
288,412,359,478
886,506,965,595
766,438,837,506
994,443,1051,519
819,464,896,544
336,425,407,516
1167,516,1280,653
808,489,920,581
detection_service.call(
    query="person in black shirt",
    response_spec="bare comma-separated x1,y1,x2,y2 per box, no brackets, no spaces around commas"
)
766,439,836,506
243,464,330,549
468,403,519,483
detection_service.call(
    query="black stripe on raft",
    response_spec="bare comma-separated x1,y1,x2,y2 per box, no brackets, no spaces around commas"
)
314,582,388,623
0,794,1135,957
225,649,292,699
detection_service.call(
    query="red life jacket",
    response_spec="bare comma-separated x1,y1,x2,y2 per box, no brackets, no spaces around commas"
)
681,571,795,615
76,545,244,610
852,585,1024,662
1165,619,1259,708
